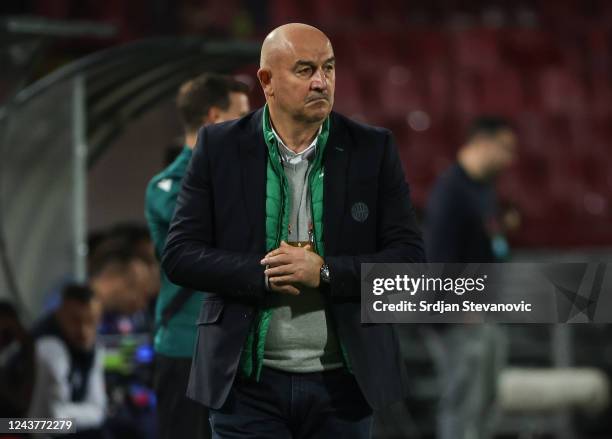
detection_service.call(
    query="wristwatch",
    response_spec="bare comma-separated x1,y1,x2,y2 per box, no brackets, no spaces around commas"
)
320,263,331,283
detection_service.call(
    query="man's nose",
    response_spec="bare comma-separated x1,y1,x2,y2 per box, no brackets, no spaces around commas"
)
311,68,327,91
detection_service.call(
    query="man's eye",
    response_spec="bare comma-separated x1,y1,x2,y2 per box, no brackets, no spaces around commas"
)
324,64,334,71
297,68,311,75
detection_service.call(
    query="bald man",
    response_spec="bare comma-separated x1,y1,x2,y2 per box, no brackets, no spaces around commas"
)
163,23,425,438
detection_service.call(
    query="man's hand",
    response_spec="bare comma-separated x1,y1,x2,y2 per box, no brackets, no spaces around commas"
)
261,241,324,295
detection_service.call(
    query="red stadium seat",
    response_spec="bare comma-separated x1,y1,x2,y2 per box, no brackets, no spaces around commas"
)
538,68,587,115
346,31,402,75
312,0,364,29
481,68,525,115
268,0,313,27
501,29,562,68
333,71,367,119
452,30,502,72
453,72,483,119
376,65,428,118
426,64,452,117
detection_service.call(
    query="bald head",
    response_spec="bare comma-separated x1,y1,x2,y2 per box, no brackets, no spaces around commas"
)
260,23,331,69
258,23,335,128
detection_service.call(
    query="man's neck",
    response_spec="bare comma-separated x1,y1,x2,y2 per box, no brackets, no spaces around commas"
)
268,107,322,154
185,132,198,150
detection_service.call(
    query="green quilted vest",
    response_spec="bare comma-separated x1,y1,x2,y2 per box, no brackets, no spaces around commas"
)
238,105,350,380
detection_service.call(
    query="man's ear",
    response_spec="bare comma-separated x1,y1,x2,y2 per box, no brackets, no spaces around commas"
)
204,106,222,124
257,68,273,97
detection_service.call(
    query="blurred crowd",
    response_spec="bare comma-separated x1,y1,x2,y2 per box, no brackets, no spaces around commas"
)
0,223,161,438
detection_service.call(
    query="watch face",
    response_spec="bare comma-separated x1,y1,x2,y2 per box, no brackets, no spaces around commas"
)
321,264,330,282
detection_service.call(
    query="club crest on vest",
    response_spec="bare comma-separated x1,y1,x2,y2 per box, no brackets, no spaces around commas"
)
351,202,369,222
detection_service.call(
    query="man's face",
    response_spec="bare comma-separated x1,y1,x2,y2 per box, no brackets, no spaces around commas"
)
58,299,102,351
92,259,152,314
489,129,518,172
262,35,335,124
476,129,517,175
216,92,250,123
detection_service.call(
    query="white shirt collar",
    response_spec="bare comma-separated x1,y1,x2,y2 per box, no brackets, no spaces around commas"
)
271,124,321,165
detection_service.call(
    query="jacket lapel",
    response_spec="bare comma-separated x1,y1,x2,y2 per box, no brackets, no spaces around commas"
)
323,113,350,256
239,109,266,251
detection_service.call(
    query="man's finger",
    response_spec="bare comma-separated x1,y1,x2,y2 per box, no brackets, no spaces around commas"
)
261,246,291,264
263,253,293,267
268,274,296,285
261,249,282,263
265,264,295,277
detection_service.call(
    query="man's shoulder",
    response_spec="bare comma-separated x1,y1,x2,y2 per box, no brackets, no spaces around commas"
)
154,149,192,181
145,172,177,211
194,110,261,164
436,164,465,188
146,153,190,201
203,109,260,142
202,109,390,145
34,336,68,363
147,168,179,195
330,112,392,154
330,111,391,139
429,164,467,202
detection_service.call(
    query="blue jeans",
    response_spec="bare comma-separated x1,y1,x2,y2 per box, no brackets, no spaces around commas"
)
209,367,373,439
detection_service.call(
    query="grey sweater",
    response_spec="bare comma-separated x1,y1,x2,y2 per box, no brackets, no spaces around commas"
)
263,130,343,373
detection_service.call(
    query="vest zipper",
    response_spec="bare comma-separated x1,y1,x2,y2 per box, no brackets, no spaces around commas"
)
275,174,286,247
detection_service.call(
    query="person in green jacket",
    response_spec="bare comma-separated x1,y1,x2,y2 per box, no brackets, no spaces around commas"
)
144,73,249,439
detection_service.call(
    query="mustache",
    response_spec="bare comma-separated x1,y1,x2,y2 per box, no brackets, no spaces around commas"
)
305,94,329,103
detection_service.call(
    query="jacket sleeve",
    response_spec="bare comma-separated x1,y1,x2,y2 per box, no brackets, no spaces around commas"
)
324,131,426,299
161,127,267,302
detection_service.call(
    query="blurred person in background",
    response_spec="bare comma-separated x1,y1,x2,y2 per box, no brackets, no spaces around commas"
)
95,224,160,335
426,116,517,262
88,229,155,322
108,223,160,298
0,301,34,418
145,73,249,439
28,284,106,438
424,116,518,439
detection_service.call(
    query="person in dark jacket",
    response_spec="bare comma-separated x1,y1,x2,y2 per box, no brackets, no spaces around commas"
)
162,23,425,438
424,116,517,439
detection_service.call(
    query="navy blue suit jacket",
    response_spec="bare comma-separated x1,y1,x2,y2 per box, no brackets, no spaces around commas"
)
162,107,425,410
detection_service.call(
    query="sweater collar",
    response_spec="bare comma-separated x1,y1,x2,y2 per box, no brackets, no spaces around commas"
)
262,104,330,168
